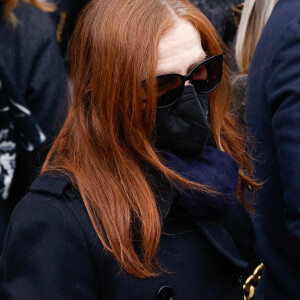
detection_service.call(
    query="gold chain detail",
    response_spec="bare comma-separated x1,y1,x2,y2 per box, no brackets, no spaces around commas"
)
243,263,264,300
56,11,68,43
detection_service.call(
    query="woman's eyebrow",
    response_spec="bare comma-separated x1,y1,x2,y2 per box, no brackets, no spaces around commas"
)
187,53,207,73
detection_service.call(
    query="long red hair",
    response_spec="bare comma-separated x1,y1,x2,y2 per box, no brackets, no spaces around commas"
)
43,0,258,278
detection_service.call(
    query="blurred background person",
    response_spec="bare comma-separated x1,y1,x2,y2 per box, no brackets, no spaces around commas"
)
0,0,67,251
233,0,277,121
236,0,300,299
190,0,242,46
235,0,277,75
45,0,90,55
55,0,89,54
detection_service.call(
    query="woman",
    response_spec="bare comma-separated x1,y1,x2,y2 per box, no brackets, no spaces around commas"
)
0,0,67,250
1,0,258,298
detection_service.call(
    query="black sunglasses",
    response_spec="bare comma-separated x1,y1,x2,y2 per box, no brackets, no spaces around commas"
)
142,54,223,108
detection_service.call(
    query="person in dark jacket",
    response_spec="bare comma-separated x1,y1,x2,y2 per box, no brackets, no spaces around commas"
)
0,0,67,251
1,0,259,298
46,0,90,54
190,0,241,46
245,0,300,298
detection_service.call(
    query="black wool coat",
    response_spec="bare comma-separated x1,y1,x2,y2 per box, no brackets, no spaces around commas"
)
1,173,256,299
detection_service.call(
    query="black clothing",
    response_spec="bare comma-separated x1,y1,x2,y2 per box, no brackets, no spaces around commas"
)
190,0,240,45
46,0,90,54
0,2,67,250
1,169,255,299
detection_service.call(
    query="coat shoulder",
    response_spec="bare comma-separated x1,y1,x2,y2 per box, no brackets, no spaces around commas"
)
0,173,100,299
5,172,98,254
28,172,75,198
257,0,300,48
6,172,82,236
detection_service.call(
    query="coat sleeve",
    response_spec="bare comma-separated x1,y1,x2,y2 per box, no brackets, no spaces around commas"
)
0,193,99,299
266,18,300,254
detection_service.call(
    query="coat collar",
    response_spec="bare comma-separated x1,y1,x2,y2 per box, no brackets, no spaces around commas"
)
30,171,176,224
29,172,72,196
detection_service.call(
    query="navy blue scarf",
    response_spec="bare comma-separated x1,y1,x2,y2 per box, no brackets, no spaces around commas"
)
161,146,257,270
163,145,239,219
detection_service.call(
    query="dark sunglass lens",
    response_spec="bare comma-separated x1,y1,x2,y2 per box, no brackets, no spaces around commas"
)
191,63,208,81
157,75,182,108
192,55,222,94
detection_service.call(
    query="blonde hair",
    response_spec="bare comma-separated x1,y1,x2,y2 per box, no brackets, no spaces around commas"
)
2,0,55,26
235,0,279,74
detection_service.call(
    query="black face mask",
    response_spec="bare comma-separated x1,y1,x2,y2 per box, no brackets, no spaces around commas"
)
154,85,209,159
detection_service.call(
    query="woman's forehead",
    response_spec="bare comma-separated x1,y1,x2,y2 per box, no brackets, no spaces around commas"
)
157,18,206,75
